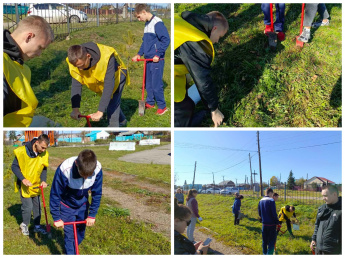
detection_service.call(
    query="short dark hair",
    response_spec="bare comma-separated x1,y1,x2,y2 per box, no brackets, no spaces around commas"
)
238,195,244,200
68,45,88,66
290,206,295,211
206,11,229,32
76,150,97,178
174,198,191,220
322,185,339,196
37,134,50,145
266,188,273,195
135,4,150,14
273,193,279,197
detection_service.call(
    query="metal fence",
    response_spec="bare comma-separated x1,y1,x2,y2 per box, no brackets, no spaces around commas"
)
3,3,171,40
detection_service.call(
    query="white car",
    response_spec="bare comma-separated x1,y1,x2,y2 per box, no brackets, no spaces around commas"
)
205,188,221,194
28,3,87,23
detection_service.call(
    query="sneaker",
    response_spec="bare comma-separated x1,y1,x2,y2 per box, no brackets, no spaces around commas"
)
264,25,273,35
297,28,310,43
145,103,155,109
312,19,330,28
20,223,29,236
119,119,127,127
156,107,168,115
34,225,47,235
277,31,285,41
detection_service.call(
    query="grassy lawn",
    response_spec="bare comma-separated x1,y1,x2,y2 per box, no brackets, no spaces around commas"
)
175,4,342,127
195,194,320,254
3,144,171,254
25,19,171,127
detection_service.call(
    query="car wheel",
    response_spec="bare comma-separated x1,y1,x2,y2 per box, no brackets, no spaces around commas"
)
70,15,80,23
207,191,211,194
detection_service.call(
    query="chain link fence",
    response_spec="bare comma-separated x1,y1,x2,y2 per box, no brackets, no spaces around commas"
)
3,3,171,40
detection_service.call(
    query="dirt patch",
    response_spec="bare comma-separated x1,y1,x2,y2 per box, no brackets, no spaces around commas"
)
102,187,171,239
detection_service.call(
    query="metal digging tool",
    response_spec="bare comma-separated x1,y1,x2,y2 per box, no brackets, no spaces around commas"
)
78,115,91,127
296,3,306,47
136,58,164,116
33,185,52,239
64,220,87,255
268,3,277,50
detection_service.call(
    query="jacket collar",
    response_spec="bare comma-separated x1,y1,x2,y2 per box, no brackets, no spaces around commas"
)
72,161,82,179
3,30,24,64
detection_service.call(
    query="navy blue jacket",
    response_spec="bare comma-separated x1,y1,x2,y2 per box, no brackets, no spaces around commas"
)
258,196,279,225
232,198,241,214
50,156,103,222
137,15,170,59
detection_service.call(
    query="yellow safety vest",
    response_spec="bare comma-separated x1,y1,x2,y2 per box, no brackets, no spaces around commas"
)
66,44,130,96
278,207,295,222
3,53,38,127
174,13,215,102
13,145,49,198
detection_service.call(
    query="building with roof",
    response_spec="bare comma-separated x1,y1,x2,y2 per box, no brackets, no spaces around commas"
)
85,130,110,141
304,176,335,189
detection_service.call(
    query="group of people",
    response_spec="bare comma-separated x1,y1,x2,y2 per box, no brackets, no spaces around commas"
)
4,4,170,127
174,4,331,127
175,186,341,255
12,134,103,254
258,187,341,255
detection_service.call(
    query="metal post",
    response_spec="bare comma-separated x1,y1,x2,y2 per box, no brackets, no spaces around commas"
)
66,4,70,34
96,4,99,27
130,3,132,22
15,4,20,24
257,131,263,197
116,3,119,24
284,182,287,202
192,161,196,189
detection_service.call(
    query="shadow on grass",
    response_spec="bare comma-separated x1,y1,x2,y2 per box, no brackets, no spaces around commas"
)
330,76,341,108
8,204,65,254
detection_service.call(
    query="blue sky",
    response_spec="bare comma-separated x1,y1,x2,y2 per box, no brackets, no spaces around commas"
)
174,131,342,186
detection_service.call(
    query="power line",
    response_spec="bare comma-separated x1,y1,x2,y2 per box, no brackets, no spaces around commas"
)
262,141,341,153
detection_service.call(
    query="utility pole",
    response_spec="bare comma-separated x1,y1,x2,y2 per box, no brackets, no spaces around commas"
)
192,161,197,189
212,172,215,194
257,131,263,197
235,178,237,187
253,170,258,193
249,153,253,189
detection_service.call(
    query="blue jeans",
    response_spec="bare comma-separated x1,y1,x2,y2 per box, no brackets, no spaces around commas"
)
107,69,127,127
303,4,329,27
145,60,166,109
262,225,277,255
261,4,286,32
60,202,89,255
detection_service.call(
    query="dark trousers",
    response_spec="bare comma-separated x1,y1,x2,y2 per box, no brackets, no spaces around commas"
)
60,202,88,255
20,191,41,226
145,60,166,109
234,212,240,225
262,225,277,255
261,4,286,32
107,70,127,127
174,96,195,127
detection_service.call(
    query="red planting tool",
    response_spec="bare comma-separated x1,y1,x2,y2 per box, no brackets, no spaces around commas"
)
296,3,306,47
78,115,91,127
135,58,164,116
63,220,87,255
33,185,52,238
268,3,277,50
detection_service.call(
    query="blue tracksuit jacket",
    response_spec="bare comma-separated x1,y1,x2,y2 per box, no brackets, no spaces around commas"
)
258,196,279,225
50,156,103,222
137,15,170,59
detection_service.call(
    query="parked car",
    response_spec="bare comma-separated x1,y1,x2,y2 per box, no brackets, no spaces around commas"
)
28,3,87,23
220,187,240,195
205,188,221,194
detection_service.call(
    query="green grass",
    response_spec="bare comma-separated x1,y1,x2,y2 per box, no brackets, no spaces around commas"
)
195,194,319,254
3,144,171,254
175,4,342,127
26,19,171,127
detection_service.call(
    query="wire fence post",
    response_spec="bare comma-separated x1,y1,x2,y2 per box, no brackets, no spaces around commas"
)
96,4,99,27
66,4,70,35
116,3,119,24
15,4,20,24
284,182,287,202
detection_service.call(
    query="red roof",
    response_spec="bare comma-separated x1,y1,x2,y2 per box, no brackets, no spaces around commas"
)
316,177,335,184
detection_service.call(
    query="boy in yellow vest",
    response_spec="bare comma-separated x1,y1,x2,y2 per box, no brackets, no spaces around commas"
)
4,15,54,127
277,205,298,237
67,43,129,127
11,134,50,236
174,11,228,127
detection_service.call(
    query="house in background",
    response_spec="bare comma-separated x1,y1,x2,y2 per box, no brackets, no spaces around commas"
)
85,130,110,141
116,131,146,141
304,176,335,190
218,180,236,188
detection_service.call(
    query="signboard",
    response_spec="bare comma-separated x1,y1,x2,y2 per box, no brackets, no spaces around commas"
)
109,142,135,151
139,139,160,146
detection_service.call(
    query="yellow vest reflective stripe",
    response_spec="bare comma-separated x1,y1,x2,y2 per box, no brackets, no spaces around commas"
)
174,13,215,102
13,146,49,198
66,44,130,96
278,207,294,221
3,53,38,127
